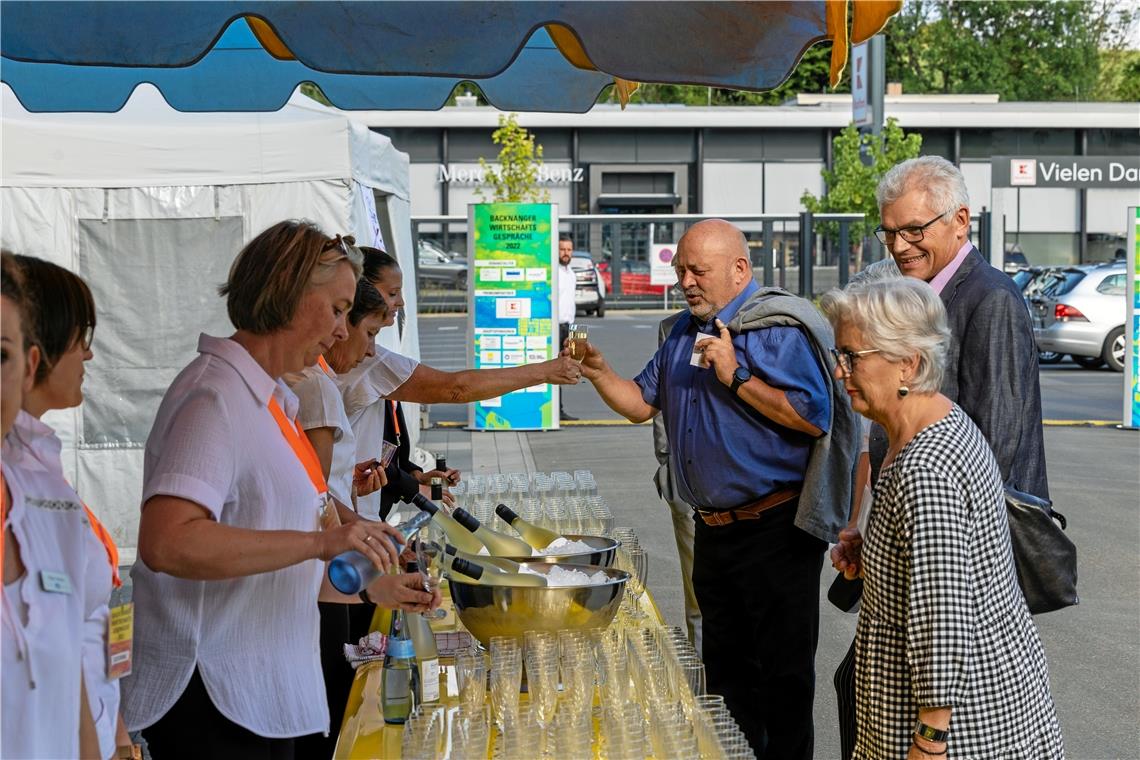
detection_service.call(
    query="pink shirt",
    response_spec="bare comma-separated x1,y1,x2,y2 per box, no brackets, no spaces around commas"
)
929,241,974,295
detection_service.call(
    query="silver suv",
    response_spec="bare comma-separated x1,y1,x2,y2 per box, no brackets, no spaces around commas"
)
1031,263,1126,371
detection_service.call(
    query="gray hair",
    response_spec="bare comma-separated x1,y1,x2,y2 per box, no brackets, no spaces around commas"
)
850,256,901,286
819,278,950,393
876,155,970,216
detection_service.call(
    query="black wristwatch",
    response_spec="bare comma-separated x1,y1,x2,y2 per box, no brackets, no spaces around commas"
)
729,366,752,396
913,719,949,743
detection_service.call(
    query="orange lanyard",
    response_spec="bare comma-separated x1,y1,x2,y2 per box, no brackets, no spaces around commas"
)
389,400,401,441
267,397,328,495
317,355,333,376
83,505,121,588
1,470,6,576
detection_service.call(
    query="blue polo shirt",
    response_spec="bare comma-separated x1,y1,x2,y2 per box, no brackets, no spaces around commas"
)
634,281,830,510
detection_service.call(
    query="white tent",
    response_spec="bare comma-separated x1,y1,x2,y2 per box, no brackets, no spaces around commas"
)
0,85,420,559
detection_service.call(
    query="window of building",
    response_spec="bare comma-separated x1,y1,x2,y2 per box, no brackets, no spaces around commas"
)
762,130,825,160
447,129,499,163
1010,231,1079,267
600,172,674,194
703,129,765,161
1087,129,1140,157
960,128,1078,158
915,130,953,160
371,128,441,162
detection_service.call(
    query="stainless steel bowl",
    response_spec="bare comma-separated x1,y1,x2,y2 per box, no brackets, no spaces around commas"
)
498,534,621,568
449,562,630,647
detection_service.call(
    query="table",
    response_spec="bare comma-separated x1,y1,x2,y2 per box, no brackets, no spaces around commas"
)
333,586,665,759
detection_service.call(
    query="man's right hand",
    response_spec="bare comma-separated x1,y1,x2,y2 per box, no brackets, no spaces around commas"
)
830,526,863,580
572,340,607,382
543,355,583,385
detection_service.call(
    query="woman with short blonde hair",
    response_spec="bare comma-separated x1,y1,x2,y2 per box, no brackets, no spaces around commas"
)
122,221,434,759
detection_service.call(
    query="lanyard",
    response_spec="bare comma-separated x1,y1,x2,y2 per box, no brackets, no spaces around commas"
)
267,397,328,496
317,355,333,376
389,400,401,445
83,505,121,588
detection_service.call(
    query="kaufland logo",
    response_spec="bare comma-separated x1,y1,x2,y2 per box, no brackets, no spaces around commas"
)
1010,159,1037,186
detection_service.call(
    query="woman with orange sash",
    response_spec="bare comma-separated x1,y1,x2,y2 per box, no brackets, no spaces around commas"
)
2,252,100,758
4,255,136,759
121,222,436,759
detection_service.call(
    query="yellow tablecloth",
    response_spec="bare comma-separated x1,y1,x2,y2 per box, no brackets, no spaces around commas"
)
333,588,665,759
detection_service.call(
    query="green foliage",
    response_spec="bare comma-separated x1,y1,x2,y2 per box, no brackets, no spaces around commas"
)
1094,49,1140,101
884,0,1135,101
477,114,550,204
800,118,923,242
614,44,841,106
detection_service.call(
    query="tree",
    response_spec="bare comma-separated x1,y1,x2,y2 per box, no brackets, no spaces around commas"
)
884,0,1136,101
800,118,923,243
477,113,550,203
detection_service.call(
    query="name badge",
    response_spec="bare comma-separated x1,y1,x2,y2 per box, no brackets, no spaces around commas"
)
107,599,134,679
690,333,715,368
40,570,73,594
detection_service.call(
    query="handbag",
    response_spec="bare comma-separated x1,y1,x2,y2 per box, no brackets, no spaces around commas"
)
1005,486,1078,615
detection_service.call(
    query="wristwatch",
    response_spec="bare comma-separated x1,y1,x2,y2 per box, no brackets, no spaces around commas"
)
913,719,949,743
729,366,752,396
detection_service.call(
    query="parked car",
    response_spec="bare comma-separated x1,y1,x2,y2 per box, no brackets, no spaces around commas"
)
1031,262,1126,371
598,258,667,295
417,239,467,289
1012,267,1063,364
569,250,605,317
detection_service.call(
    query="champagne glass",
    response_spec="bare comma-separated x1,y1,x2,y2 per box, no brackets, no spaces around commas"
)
416,537,448,620
624,546,648,619
568,323,588,361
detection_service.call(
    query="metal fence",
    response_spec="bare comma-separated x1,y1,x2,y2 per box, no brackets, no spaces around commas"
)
412,211,991,311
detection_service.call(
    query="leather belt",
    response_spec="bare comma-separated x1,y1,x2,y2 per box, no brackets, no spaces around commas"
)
694,488,800,527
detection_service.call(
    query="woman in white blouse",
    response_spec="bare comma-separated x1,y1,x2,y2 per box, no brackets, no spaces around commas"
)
1,251,100,758
122,222,435,758
6,255,133,760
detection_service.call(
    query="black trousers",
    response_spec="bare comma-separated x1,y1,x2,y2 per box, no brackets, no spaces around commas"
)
141,669,295,760
558,322,570,411
295,602,376,760
692,499,825,760
834,638,858,760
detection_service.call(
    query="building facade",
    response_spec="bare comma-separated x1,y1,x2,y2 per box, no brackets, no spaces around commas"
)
363,94,1140,269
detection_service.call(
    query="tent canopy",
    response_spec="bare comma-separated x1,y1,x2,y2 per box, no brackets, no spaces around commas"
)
1,0,901,113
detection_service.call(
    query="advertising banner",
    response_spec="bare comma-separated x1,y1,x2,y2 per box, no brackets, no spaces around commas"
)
467,203,558,430
1126,206,1139,429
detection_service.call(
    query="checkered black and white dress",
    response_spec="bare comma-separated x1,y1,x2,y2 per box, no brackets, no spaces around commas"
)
854,405,1064,759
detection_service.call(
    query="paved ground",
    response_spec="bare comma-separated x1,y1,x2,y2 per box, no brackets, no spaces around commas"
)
416,310,1140,759
418,311,1128,426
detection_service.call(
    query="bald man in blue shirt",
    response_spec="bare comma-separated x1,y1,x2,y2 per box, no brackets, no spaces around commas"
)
577,219,858,759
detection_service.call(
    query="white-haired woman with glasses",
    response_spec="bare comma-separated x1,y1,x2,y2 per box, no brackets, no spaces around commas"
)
820,278,1063,760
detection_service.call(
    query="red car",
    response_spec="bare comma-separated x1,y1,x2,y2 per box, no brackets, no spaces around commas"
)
597,259,668,295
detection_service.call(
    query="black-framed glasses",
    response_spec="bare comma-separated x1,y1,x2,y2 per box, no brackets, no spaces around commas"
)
830,346,880,374
874,210,952,246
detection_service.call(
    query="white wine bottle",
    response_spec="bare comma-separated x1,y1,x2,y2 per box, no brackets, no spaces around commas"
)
393,470,485,555
404,562,440,704
451,507,534,557
446,555,547,587
444,543,523,573
495,504,564,550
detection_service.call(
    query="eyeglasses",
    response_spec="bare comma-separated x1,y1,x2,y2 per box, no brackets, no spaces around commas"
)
830,346,880,374
322,233,358,260
874,210,952,246
78,325,95,351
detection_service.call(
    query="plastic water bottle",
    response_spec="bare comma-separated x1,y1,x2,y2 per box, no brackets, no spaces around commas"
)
327,510,431,595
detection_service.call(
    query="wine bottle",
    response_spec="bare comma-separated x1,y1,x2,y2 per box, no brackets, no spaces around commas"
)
446,555,548,587
451,507,534,557
327,510,431,595
495,504,564,550
394,470,485,555
435,455,447,472
403,562,440,704
381,610,418,724
430,476,444,502
445,543,523,574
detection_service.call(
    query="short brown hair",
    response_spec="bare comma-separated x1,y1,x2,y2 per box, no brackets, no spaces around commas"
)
13,255,96,384
219,221,362,334
1,251,38,350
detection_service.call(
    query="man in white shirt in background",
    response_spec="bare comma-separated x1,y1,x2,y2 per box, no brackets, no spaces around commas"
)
557,234,579,421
